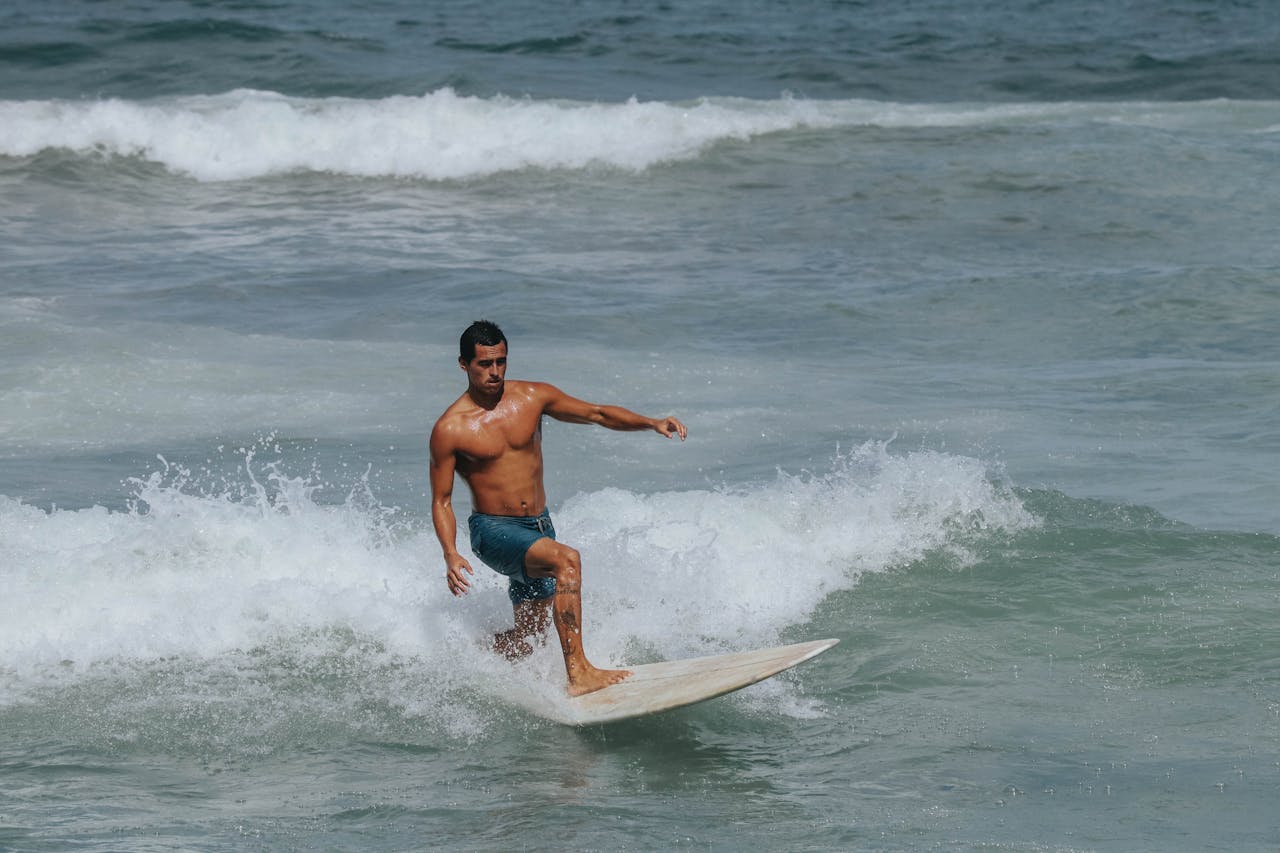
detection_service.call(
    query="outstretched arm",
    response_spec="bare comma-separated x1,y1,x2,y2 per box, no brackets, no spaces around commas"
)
429,424,474,596
542,384,688,440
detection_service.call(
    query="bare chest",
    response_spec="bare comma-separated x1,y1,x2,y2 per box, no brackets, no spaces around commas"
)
454,408,543,466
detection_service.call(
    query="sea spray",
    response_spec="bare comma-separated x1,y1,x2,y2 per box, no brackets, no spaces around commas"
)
565,441,1036,664
1,441,1032,739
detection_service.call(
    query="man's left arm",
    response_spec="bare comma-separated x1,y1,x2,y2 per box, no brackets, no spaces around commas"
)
541,384,687,440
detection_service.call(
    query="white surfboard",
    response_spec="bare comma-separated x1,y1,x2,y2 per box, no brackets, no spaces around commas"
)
528,638,839,726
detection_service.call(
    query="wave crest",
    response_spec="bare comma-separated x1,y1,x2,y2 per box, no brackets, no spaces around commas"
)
0,442,1034,736
6,88,1275,182
0,88,831,181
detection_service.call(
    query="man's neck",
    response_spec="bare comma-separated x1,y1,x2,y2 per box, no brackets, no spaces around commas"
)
468,384,503,411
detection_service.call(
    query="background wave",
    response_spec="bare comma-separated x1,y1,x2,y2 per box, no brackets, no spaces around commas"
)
5,89,1279,181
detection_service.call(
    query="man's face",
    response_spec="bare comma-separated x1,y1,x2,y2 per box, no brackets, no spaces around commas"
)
461,342,508,395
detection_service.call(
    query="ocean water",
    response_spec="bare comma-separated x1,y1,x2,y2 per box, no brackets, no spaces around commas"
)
2,1,1280,850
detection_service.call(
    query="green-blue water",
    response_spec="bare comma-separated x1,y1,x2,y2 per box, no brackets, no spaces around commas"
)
3,1,1279,849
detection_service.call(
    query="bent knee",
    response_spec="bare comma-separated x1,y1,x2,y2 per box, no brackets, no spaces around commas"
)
552,546,581,581
524,538,581,581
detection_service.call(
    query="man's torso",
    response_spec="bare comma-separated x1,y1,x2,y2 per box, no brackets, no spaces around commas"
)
442,380,548,516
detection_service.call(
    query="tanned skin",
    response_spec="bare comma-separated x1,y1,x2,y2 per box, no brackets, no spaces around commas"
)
430,341,687,696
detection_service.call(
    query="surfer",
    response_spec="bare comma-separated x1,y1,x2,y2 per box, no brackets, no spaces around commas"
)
429,320,688,696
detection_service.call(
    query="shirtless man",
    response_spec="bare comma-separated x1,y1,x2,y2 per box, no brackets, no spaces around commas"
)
430,320,688,696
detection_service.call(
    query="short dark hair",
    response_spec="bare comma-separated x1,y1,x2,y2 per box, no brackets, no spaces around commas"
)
459,320,507,362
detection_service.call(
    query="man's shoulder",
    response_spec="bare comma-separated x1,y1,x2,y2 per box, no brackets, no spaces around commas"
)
431,395,473,436
498,379,561,407
511,379,565,398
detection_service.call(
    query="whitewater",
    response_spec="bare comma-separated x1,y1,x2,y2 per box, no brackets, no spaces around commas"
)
5,89,1280,181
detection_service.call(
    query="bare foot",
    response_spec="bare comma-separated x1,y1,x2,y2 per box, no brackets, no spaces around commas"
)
566,665,632,697
492,629,535,661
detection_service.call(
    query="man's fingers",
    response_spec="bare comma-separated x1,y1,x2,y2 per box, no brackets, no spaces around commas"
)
657,417,686,439
447,560,474,596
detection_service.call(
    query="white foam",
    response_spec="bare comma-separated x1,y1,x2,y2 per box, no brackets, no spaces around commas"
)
0,88,828,181
0,442,1034,728
564,440,1036,666
3,89,1274,182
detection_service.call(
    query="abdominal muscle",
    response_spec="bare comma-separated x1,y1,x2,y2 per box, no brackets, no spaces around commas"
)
460,447,548,517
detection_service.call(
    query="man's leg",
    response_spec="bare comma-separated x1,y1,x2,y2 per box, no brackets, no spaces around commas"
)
523,537,631,696
492,598,551,660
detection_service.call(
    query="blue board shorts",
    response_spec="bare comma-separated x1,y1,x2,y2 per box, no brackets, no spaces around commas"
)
467,509,558,604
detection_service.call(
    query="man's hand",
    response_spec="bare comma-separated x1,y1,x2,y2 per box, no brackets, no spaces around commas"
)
445,553,475,596
653,416,688,441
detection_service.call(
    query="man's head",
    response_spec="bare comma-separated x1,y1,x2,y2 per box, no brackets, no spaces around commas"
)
459,320,507,364
459,320,508,398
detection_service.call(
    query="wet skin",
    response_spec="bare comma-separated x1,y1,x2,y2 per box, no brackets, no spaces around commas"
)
429,341,687,696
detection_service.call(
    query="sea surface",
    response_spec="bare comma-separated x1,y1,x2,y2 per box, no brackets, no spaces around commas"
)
3,1,1280,850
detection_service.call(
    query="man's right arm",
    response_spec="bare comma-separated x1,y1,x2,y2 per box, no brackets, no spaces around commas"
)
429,422,474,596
